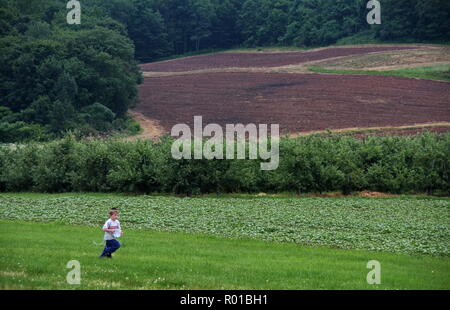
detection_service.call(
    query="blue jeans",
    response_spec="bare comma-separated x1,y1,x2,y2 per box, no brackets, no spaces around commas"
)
100,239,121,257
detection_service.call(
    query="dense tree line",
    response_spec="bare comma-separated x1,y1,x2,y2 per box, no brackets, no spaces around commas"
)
0,133,448,195
99,0,449,61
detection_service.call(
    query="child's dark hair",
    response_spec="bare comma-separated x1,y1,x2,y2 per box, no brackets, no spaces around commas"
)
109,209,119,216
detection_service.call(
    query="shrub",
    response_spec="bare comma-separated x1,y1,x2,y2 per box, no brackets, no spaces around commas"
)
0,133,448,195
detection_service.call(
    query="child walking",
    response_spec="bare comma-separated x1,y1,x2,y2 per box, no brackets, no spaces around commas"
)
99,209,123,258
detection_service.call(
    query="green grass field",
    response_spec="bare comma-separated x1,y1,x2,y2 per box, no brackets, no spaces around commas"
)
308,64,450,82
0,193,449,289
1,220,449,290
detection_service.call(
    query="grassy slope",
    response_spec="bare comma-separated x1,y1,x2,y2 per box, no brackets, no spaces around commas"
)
1,220,449,290
308,64,450,82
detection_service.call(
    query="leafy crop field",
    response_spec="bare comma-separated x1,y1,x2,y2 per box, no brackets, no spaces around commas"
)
0,193,448,256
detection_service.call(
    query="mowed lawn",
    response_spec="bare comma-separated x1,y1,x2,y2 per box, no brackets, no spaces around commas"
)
0,220,449,290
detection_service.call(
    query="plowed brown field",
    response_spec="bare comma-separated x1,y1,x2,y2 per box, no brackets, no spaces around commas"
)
137,73,450,134
140,46,423,72
135,45,449,137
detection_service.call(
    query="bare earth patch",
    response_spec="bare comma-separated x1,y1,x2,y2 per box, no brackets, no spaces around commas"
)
358,191,395,198
299,191,394,198
126,110,165,141
142,65,311,78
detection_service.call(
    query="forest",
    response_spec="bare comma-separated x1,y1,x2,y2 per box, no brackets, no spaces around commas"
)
0,0,449,142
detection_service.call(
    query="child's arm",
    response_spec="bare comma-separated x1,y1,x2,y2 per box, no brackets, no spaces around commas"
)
102,227,116,233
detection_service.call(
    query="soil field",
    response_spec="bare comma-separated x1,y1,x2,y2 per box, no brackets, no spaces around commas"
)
140,46,423,72
136,72,450,135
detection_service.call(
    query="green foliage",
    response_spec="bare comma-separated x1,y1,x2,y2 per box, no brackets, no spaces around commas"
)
62,0,445,61
0,133,449,195
125,0,449,55
376,0,450,41
81,103,116,132
124,119,142,135
0,122,51,143
335,30,380,45
31,137,78,192
0,0,142,143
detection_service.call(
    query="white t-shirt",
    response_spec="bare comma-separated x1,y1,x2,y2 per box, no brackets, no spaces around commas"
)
103,219,121,240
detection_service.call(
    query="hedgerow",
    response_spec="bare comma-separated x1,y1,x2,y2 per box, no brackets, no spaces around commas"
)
0,133,449,195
